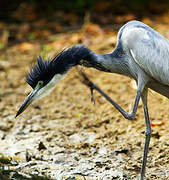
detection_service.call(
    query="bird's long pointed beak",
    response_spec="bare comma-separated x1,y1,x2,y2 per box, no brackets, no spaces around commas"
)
15,88,40,118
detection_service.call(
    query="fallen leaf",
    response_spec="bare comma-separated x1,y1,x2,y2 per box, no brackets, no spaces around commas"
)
151,121,166,127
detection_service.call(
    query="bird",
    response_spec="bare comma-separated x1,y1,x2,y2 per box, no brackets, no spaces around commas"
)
15,20,169,179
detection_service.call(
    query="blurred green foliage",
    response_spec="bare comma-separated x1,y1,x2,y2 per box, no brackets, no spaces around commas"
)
0,0,169,20
29,0,98,11
28,0,169,12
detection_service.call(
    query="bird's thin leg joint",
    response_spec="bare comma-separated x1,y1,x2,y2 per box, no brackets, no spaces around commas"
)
123,90,141,120
140,106,152,180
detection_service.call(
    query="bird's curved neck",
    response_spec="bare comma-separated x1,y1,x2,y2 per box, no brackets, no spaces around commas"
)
55,45,130,76
56,45,112,74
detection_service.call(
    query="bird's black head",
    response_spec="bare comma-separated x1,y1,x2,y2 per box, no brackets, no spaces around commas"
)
26,45,92,89
26,51,67,89
26,56,52,89
16,45,92,117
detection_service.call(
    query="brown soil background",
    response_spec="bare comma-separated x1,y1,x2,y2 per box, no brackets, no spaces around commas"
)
0,18,169,180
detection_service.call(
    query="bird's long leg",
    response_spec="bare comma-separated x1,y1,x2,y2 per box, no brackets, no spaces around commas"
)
140,89,152,180
80,71,151,179
80,71,141,120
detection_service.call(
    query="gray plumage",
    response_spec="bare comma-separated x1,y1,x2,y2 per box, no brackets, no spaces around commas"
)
94,20,169,99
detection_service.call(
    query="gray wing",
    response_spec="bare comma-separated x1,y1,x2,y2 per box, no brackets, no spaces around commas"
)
121,21,169,85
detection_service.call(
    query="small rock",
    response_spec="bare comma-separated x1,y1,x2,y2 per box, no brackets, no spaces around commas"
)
38,141,47,151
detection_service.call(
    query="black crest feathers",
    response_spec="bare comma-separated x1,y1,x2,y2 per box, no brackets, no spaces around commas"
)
26,45,91,89
26,56,53,89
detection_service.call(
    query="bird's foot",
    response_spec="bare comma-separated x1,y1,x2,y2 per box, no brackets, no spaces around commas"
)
79,70,96,105
90,87,95,105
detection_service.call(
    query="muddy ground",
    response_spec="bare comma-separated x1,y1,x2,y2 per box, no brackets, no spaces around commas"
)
0,19,169,180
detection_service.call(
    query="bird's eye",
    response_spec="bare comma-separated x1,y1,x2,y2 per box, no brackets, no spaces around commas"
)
38,81,43,87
